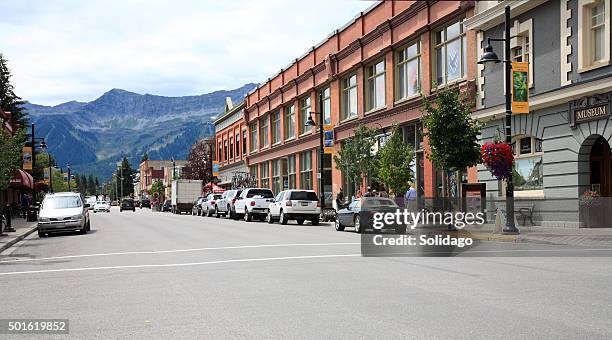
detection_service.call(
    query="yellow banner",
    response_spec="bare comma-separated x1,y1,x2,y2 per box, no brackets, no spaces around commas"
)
511,61,529,114
22,146,33,170
212,161,220,177
323,125,334,154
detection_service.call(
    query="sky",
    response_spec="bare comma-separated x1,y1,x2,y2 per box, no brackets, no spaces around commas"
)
0,0,375,106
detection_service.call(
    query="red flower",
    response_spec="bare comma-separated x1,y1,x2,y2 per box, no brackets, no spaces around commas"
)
481,143,513,180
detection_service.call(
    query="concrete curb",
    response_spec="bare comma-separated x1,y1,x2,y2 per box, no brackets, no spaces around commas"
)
0,225,38,254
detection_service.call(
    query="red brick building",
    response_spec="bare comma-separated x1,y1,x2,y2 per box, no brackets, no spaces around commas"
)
242,1,478,201
214,98,249,188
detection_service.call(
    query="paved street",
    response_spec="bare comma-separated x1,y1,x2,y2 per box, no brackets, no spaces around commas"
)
1,208,612,339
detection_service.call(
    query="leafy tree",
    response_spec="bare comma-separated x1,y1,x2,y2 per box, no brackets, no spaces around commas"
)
141,152,149,163
184,138,214,181
421,86,481,197
150,179,165,200
87,174,96,195
0,53,28,127
0,128,26,191
115,157,136,197
333,125,378,193
374,125,415,197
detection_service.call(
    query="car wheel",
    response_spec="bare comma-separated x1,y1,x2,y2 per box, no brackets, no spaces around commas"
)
280,210,288,225
38,230,46,238
335,219,345,231
267,211,274,224
244,211,252,222
93,211,97,213
296,219,304,225
395,226,407,234
215,207,220,218
120,209,122,212
311,218,319,226
354,215,362,234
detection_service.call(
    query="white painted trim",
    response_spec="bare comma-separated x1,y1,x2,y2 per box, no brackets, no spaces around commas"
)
464,0,548,31
560,0,573,86
510,19,534,88
477,31,485,109
472,76,612,121
578,0,611,71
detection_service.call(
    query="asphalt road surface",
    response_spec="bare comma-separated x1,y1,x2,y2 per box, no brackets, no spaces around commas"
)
1,208,611,339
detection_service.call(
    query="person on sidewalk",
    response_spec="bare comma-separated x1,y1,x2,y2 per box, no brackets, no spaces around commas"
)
363,187,374,197
335,188,344,210
405,184,417,211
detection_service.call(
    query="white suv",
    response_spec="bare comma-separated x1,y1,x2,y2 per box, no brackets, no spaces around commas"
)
267,190,320,225
234,188,275,222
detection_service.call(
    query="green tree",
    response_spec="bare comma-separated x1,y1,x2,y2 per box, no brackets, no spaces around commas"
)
421,86,481,197
333,124,378,193
87,174,96,195
141,152,149,163
150,179,165,200
0,128,26,191
0,53,28,127
374,125,415,197
116,157,136,197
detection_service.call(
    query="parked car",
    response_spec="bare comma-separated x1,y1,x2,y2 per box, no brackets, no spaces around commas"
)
215,189,242,218
335,197,406,234
162,199,172,212
93,200,111,213
267,190,320,225
120,199,136,212
37,192,91,237
234,188,274,222
191,197,205,216
201,193,223,217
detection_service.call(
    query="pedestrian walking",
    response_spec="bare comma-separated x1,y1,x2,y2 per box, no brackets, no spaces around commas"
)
405,184,417,211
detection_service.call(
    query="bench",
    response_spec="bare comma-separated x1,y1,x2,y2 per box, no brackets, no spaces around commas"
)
515,202,535,226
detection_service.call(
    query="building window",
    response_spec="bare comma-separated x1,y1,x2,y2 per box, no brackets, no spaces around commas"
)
579,0,610,70
249,165,258,186
433,18,467,86
320,87,331,125
218,142,222,162
365,60,386,111
224,141,228,162
235,134,240,159
299,151,312,190
242,130,247,155
260,116,269,148
511,136,543,191
510,19,533,87
299,96,311,135
288,155,296,189
284,104,295,140
272,160,281,194
272,110,281,145
341,74,358,120
249,123,258,152
396,41,421,100
260,161,270,189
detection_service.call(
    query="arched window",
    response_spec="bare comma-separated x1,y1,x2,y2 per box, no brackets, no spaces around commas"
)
511,136,543,191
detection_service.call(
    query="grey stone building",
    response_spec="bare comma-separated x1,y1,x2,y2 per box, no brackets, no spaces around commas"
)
465,0,611,227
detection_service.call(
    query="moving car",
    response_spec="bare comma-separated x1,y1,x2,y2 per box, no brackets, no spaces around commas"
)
162,199,172,212
215,189,242,218
201,193,223,217
234,188,274,222
140,198,150,208
267,190,320,225
93,200,111,213
335,197,406,234
120,198,136,212
37,192,91,237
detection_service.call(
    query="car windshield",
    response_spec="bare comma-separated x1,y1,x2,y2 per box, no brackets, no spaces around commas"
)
289,191,318,201
213,194,222,200
42,196,82,209
96,201,108,205
247,189,274,198
362,198,398,208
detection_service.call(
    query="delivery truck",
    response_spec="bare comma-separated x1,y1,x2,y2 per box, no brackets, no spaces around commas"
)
171,179,203,214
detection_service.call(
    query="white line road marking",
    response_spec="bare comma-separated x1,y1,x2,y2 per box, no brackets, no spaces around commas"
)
0,254,363,276
0,242,361,263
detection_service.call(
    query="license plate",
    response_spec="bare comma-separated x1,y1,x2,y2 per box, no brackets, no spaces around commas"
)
300,202,309,206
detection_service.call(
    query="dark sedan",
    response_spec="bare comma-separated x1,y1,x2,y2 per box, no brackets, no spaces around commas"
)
120,199,136,212
161,199,172,212
335,197,406,234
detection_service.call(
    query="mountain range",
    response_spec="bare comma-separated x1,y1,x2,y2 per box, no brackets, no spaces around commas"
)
25,83,257,180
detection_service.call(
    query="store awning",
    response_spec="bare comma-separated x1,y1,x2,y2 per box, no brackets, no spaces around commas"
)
9,169,34,189
205,182,225,193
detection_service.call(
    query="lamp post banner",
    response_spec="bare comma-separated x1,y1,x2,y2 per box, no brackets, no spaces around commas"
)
22,147,33,170
511,61,529,114
323,125,334,154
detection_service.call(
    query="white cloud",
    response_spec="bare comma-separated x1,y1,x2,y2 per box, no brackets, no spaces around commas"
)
0,0,374,105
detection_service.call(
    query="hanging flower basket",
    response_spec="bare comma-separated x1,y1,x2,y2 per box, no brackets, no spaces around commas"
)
481,142,514,180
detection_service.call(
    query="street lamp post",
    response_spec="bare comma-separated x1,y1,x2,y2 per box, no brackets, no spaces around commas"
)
67,163,71,191
171,157,176,180
305,91,325,211
477,5,519,234
39,139,53,193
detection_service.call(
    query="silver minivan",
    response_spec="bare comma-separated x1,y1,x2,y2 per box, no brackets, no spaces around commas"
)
37,192,91,237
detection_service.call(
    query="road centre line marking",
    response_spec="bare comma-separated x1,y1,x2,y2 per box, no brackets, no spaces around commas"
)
0,254,363,276
0,242,361,263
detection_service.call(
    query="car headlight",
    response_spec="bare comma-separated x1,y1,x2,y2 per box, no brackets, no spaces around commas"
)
70,214,84,220
38,217,50,222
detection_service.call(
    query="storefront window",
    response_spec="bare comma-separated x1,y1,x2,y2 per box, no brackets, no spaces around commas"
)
512,136,544,191
300,151,312,190
288,155,296,189
260,161,269,189
272,160,281,194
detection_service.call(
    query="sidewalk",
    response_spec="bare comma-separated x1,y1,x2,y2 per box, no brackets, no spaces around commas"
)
0,217,38,253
